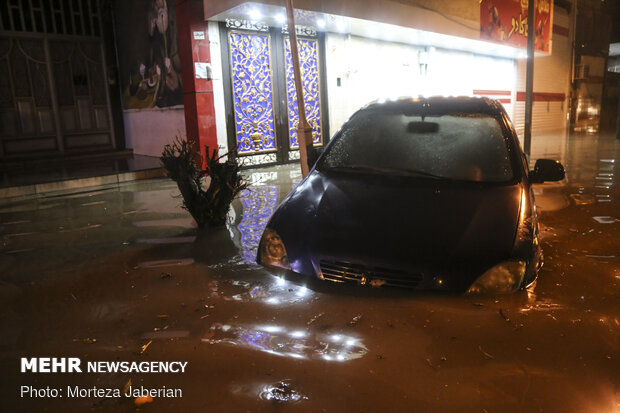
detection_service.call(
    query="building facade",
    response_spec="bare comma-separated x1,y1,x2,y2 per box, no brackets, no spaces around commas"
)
188,0,575,166
0,0,578,164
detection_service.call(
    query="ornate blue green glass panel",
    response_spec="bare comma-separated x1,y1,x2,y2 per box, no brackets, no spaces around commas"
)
228,31,277,154
284,37,322,149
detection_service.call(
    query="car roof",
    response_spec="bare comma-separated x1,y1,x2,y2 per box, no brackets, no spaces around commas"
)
361,96,505,115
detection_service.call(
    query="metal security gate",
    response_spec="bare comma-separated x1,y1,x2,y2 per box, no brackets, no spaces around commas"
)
0,0,114,159
222,20,328,167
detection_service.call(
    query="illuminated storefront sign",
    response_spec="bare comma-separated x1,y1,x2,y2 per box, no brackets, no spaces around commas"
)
480,0,553,53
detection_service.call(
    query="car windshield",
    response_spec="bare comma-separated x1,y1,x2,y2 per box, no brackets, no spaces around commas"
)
319,107,515,183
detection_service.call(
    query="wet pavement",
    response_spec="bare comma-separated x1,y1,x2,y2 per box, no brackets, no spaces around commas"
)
0,133,618,412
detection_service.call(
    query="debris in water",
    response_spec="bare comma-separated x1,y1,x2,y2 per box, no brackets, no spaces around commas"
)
499,309,510,322
122,379,131,395
307,312,325,326
140,340,153,354
160,272,172,279
425,356,447,369
478,345,495,359
259,380,307,403
425,358,438,369
348,314,363,326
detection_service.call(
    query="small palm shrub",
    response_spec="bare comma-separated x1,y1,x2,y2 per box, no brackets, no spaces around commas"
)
161,137,248,228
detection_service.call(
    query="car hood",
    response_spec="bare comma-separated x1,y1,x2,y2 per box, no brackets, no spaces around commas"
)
277,170,521,280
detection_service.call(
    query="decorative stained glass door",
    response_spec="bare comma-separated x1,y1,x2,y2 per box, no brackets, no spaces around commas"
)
224,21,326,166
283,37,322,155
228,31,278,165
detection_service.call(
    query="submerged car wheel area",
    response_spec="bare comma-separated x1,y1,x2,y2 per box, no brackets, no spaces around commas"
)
257,97,565,294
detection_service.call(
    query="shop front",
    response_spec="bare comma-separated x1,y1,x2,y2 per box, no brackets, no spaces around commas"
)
203,2,527,166
169,0,574,167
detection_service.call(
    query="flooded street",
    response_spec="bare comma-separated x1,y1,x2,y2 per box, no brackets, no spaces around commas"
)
0,133,618,412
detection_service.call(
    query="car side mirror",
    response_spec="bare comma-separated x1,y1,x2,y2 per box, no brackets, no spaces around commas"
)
529,159,565,183
307,146,324,168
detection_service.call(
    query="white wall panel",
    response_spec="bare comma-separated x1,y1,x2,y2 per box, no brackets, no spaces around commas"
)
208,21,229,157
325,33,424,134
123,107,186,157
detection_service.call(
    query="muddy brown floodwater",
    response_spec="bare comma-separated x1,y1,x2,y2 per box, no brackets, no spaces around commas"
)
0,133,618,412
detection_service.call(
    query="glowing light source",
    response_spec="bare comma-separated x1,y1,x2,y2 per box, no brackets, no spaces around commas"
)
317,19,326,29
275,13,285,23
249,9,262,21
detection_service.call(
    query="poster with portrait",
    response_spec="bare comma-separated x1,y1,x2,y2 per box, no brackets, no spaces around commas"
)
115,0,183,109
480,0,553,54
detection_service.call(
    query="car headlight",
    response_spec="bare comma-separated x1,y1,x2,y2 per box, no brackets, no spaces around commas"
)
258,228,290,269
467,260,526,294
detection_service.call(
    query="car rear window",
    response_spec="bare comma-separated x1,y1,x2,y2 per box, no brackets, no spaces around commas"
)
320,108,515,183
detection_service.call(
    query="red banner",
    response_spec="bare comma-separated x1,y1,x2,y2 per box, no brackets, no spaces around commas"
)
480,0,553,54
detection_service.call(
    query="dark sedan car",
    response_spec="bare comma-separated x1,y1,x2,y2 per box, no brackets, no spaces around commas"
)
257,97,565,293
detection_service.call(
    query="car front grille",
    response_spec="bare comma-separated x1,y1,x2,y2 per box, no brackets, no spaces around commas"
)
319,260,422,289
